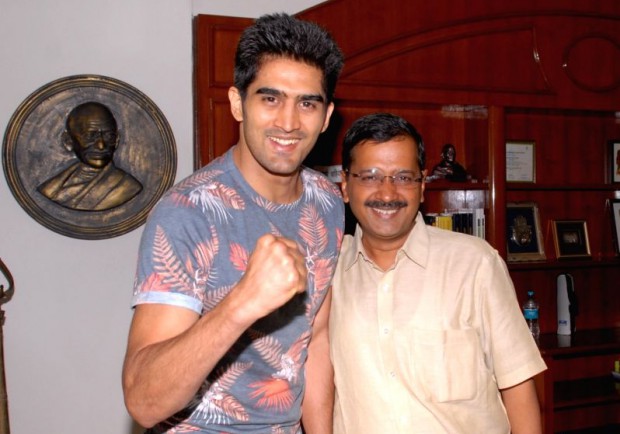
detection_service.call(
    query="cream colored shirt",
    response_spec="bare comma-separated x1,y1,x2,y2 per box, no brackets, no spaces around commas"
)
330,212,547,434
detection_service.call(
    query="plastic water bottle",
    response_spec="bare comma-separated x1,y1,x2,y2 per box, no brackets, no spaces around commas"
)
523,290,540,340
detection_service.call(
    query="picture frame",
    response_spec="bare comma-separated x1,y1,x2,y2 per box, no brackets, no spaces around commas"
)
552,220,591,260
506,202,546,262
506,140,535,183
610,199,620,254
608,140,620,183
2,74,177,240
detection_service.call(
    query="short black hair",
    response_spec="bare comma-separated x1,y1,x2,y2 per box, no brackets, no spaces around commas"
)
341,112,425,171
233,13,344,103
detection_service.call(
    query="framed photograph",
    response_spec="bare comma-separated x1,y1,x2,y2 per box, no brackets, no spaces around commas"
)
610,199,620,254
506,202,546,262
608,140,620,183
2,74,176,239
506,141,535,183
552,220,591,259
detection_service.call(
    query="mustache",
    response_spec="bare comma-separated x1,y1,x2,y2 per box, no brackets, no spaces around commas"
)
364,200,407,209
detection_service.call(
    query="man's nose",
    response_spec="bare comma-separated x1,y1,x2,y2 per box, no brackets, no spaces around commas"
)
275,102,301,132
94,134,106,150
376,176,399,198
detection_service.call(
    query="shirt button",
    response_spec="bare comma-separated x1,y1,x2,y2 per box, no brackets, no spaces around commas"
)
382,284,390,292
383,328,390,334
390,371,396,378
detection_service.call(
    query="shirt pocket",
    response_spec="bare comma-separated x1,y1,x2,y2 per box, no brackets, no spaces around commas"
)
406,328,483,403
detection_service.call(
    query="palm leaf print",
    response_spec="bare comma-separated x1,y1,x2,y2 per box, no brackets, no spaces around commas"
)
202,284,233,312
215,361,252,390
247,328,283,370
136,272,171,293
303,173,338,212
190,225,219,272
336,227,343,250
285,330,311,370
218,393,251,423
176,168,223,190
254,196,282,212
152,225,193,292
194,362,252,424
269,223,283,238
248,330,311,412
189,182,245,224
248,378,293,412
310,257,336,296
298,204,328,253
184,226,220,301
271,426,301,434
168,191,197,208
229,243,249,272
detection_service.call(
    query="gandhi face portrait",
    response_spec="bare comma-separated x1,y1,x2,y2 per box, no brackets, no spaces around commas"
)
64,102,120,169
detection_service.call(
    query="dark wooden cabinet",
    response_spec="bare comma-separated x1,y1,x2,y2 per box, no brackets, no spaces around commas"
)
194,2,620,432
536,329,620,433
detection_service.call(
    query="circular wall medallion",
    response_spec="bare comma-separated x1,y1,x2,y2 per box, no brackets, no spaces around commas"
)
2,75,177,239
562,34,620,92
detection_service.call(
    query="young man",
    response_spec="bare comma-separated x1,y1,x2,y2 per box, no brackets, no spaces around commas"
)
122,14,344,433
330,113,547,433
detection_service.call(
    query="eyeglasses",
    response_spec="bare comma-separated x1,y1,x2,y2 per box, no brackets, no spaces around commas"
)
346,168,424,187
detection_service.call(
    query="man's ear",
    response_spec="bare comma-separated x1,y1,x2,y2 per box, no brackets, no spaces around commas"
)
419,169,427,203
228,87,243,122
61,131,74,152
340,171,349,203
321,102,335,133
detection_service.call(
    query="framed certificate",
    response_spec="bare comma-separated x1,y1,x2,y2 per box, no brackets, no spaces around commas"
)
506,141,535,183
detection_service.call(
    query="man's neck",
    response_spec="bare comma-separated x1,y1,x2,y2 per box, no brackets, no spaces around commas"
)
232,145,303,204
361,238,401,271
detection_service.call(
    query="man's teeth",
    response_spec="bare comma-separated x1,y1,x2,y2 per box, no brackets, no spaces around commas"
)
374,208,397,215
271,137,298,145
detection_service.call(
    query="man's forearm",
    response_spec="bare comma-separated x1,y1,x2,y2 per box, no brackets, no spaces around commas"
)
123,296,254,428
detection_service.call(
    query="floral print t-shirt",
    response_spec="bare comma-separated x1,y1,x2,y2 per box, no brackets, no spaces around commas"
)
132,147,344,433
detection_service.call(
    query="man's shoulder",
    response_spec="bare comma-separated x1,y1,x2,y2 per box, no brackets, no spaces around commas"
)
426,224,492,253
167,154,232,194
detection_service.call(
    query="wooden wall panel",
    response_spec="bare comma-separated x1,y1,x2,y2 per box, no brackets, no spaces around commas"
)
194,3,620,168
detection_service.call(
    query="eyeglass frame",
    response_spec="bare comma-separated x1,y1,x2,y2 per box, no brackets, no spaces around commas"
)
344,168,425,187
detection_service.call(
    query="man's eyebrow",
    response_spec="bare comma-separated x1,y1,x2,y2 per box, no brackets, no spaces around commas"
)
301,94,325,103
256,87,282,97
255,87,325,103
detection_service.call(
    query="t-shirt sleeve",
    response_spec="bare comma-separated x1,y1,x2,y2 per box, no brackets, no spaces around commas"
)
131,195,212,315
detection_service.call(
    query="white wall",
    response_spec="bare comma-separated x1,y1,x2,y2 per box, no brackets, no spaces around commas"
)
0,0,322,433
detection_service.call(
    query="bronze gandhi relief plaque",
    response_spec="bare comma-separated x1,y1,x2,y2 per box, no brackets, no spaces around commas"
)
2,75,176,239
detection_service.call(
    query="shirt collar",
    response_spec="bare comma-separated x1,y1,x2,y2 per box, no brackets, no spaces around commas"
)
341,212,430,271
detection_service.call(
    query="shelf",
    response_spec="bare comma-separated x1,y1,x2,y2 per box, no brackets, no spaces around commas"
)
558,424,620,434
538,328,620,357
424,181,488,191
508,257,620,272
507,183,620,192
554,376,620,409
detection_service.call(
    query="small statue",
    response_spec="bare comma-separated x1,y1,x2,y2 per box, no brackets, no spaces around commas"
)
428,143,469,182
